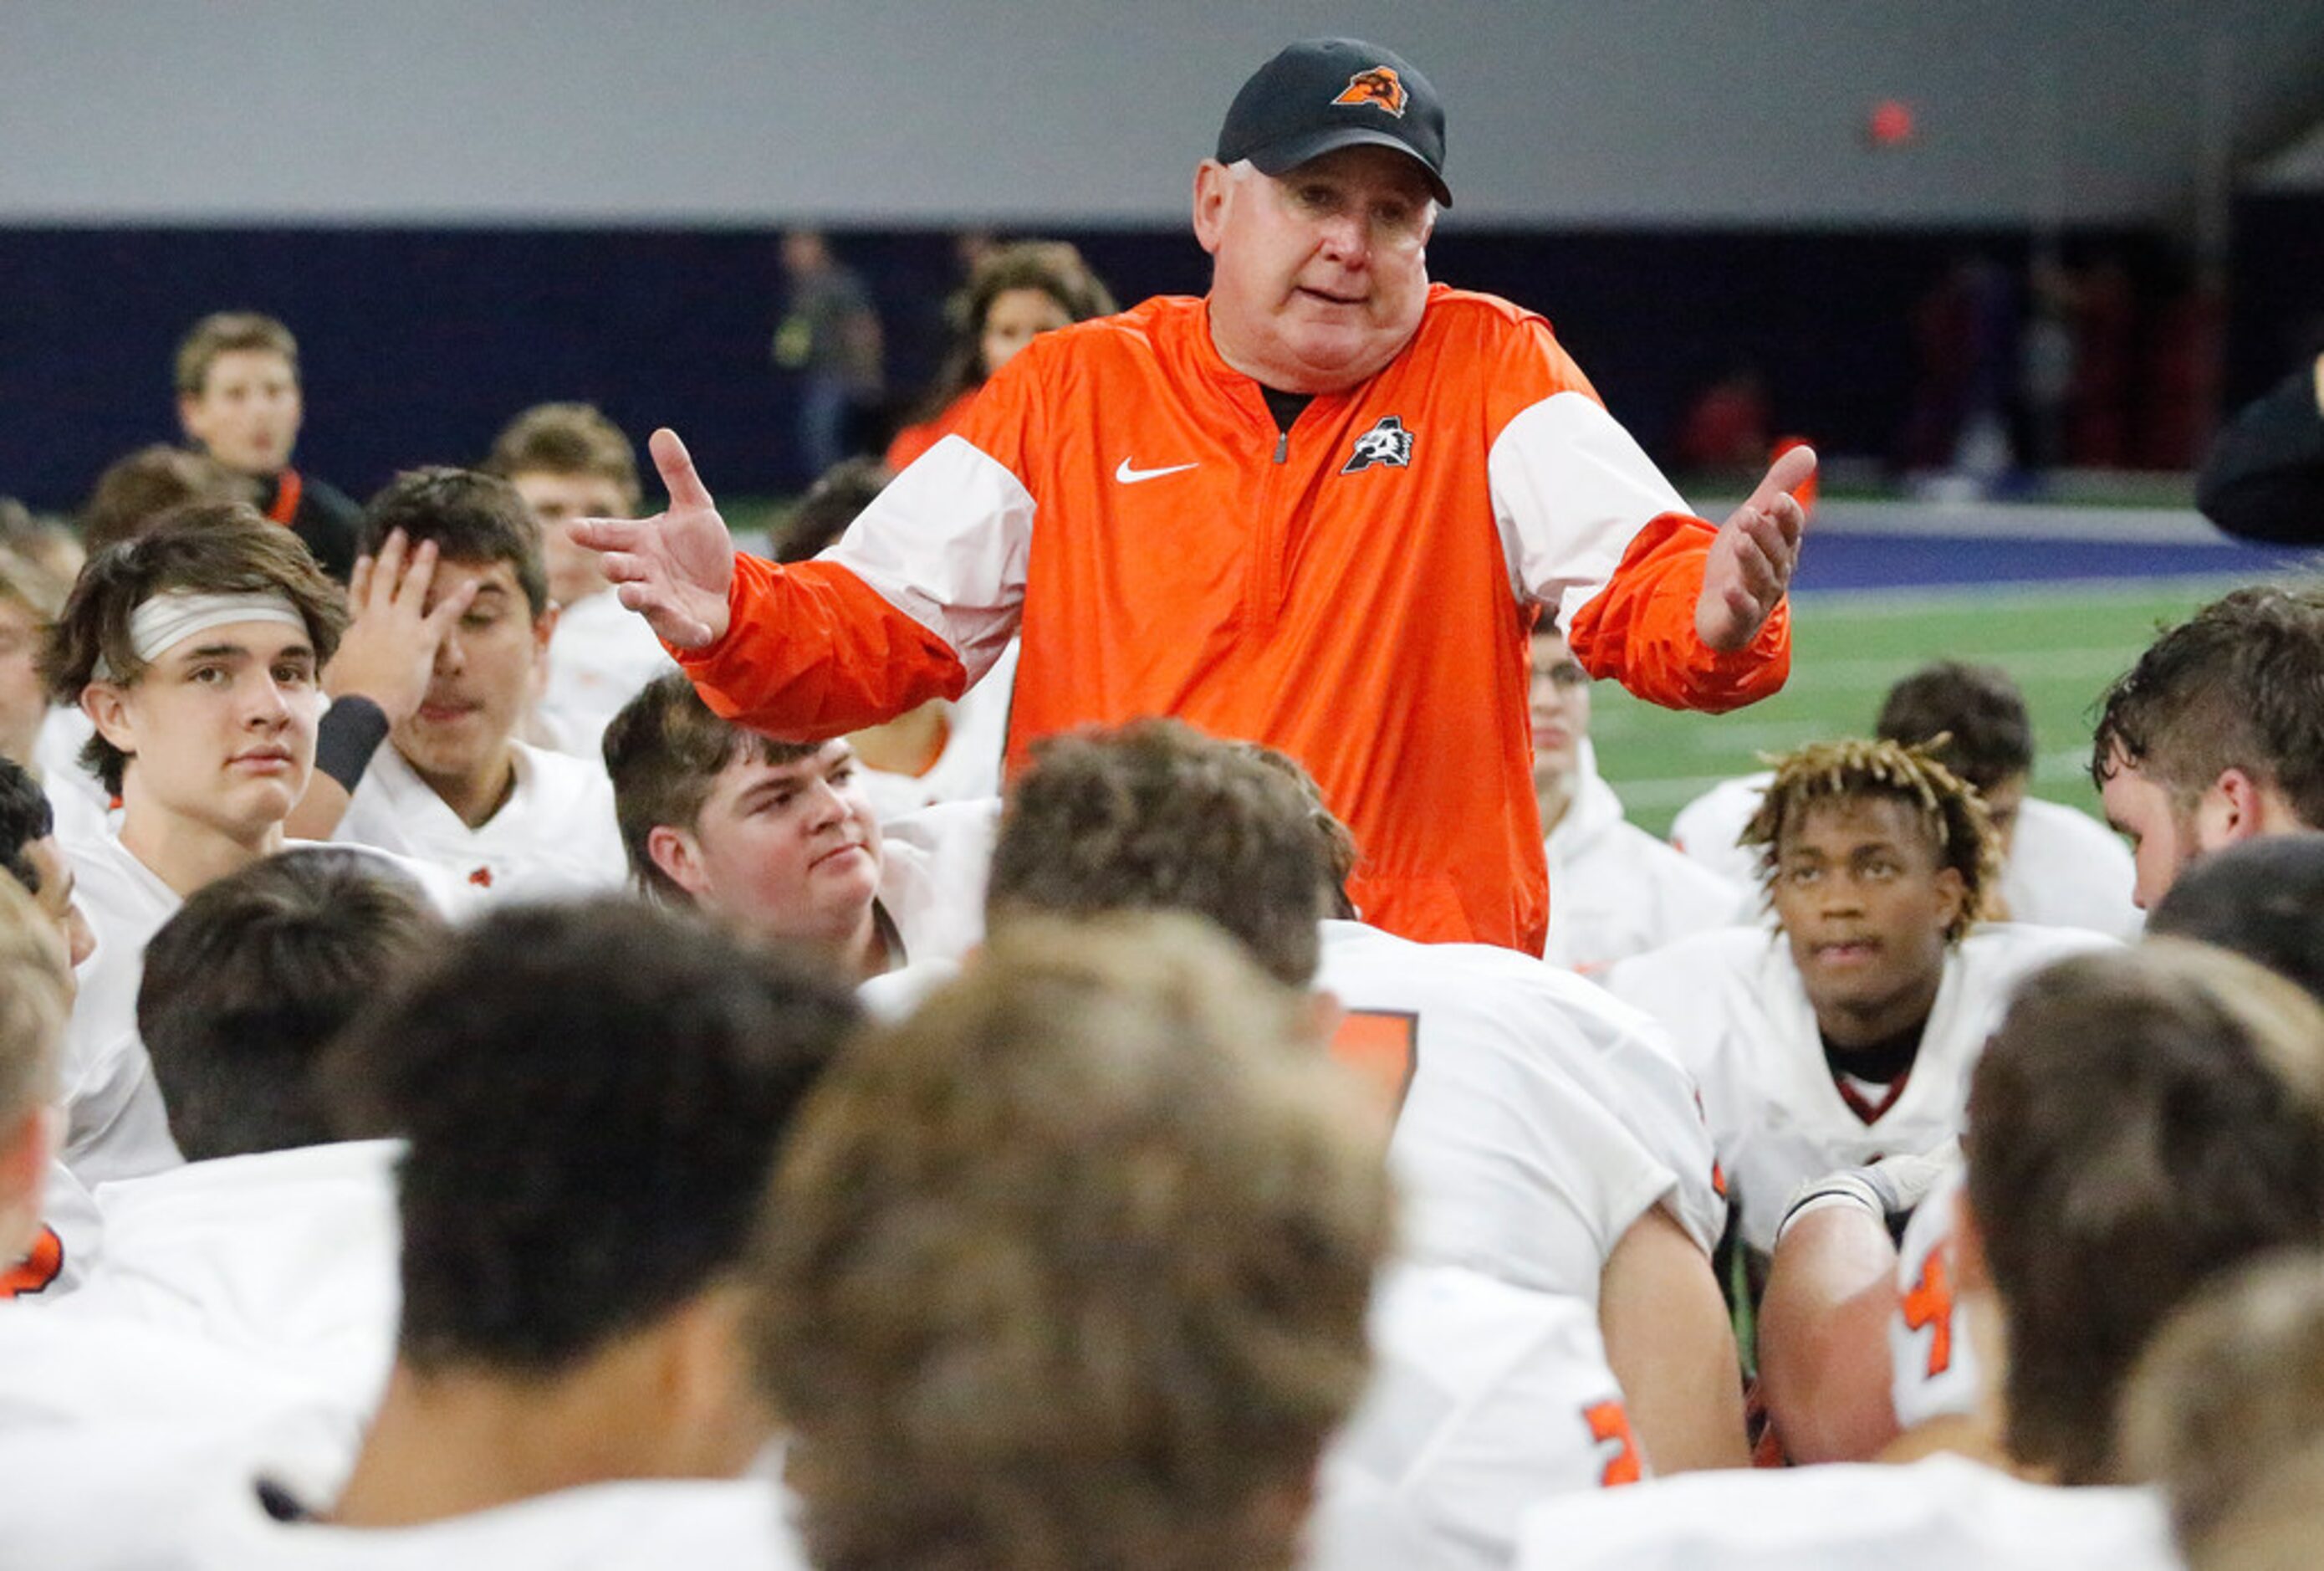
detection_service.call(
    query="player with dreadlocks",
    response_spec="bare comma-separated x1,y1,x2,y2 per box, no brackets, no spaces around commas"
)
1604,738,2115,1265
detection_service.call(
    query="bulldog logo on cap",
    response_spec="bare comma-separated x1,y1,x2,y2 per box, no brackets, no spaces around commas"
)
1331,65,1407,116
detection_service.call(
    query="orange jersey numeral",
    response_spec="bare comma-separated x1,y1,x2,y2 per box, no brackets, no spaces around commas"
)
1585,1398,1643,1487
1901,1246,1954,1379
1330,1009,1418,1124
0,1226,63,1299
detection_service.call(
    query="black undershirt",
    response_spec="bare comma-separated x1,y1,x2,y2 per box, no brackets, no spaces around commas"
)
1821,1017,1927,1087
1260,386,1314,433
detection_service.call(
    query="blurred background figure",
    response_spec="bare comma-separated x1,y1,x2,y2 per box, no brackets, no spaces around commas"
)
773,229,885,485
885,240,1117,470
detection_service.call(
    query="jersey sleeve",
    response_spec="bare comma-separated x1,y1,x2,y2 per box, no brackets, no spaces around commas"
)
677,395,1039,740
1481,323,1788,714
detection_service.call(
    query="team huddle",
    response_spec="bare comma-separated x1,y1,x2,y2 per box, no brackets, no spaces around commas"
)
0,31,2319,1571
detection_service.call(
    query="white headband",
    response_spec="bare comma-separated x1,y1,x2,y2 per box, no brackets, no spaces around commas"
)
93,591,309,680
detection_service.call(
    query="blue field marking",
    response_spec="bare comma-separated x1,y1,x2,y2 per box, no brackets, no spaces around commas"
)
1795,532,2305,592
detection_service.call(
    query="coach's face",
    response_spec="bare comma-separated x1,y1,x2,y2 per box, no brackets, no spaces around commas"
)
1194,145,1436,394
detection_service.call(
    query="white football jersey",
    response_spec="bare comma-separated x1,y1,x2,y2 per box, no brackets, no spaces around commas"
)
74,1139,401,1409
335,739,627,902
537,590,682,762
1602,924,2115,1253
859,640,1019,822
1890,1163,1980,1431
1318,921,1724,1301
877,796,997,969
1669,774,2142,940
0,1422,810,1571
54,823,186,1185
33,704,110,827
1514,1452,2177,1570
1308,1265,1638,1571
1543,762,1747,975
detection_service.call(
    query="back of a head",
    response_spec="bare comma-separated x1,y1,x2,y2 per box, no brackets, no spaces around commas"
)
137,848,445,1162
80,446,258,555
360,467,549,616
0,757,54,898
2091,584,2324,826
2148,832,2324,1002
775,458,891,564
2122,1254,2324,1568
0,875,69,1148
986,719,1336,987
483,402,641,510
1968,940,2324,1484
323,898,861,1378
753,914,1389,1571
1874,661,2035,796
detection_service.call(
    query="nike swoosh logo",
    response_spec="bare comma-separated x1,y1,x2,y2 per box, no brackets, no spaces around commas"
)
1115,458,1199,484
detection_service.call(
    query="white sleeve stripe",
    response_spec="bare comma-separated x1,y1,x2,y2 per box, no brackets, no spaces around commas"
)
825,433,1031,686
1487,391,1693,634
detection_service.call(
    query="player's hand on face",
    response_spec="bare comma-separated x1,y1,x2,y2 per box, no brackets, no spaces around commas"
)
1696,444,1814,651
566,427,736,649
325,530,478,722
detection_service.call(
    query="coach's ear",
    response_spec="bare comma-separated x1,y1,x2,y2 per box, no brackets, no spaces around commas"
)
1192,160,1234,256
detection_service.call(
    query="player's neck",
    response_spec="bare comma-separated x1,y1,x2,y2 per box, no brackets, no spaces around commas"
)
408,743,520,830
1813,972,1943,1053
330,1357,697,1529
118,799,281,900
1535,773,1576,837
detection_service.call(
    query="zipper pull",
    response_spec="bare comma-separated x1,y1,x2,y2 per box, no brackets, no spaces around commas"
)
1274,428,1289,464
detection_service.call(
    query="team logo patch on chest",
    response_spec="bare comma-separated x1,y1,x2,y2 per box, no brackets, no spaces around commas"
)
1341,416,1415,474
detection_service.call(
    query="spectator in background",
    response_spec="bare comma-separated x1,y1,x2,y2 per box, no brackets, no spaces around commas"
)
773,459,1017,820
2197,352,2324,546
774,230,884,482
81,447,256,558
173,313,363,581
885,240,1118,470
483,402,677,757
0,499,84,589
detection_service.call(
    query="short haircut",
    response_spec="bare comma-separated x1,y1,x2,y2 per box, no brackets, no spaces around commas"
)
2122,1254,2324,1567
0,758,55,899
41,503,347,796
601,673,821,902
1874,661,2035,796
322,898,860,1376
174,311,299,398
752,915,1387,1571
987,720,1338,987
774,458,890,564
137,848,446,1163
1739,737,1998,939
1967,941,2324,1485
2091,584,2324,828
0,877,69,1127
359,468,549,617
81,446,258,555
483,402,641,511
2148,833,2324,1003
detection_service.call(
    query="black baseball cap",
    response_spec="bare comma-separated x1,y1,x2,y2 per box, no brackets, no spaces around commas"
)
1215,38,1451,207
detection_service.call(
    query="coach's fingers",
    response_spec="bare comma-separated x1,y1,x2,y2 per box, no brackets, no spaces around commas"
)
1745,444,1817,517
615,581,713,648
566,515,644,553
650,427,717,513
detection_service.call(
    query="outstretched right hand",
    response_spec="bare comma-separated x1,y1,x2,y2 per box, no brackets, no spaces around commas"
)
567,427,736,649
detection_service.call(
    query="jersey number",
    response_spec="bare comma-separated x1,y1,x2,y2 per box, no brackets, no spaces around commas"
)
0,1226,62,1299
1901,1247,1954,1379
1584,1399,1642,1487
1330,1009,1418,1123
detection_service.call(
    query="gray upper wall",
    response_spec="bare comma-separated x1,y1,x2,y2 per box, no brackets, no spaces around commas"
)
5,1,2320,228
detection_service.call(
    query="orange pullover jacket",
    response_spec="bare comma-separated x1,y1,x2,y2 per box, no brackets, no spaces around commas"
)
680,285,1788,953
